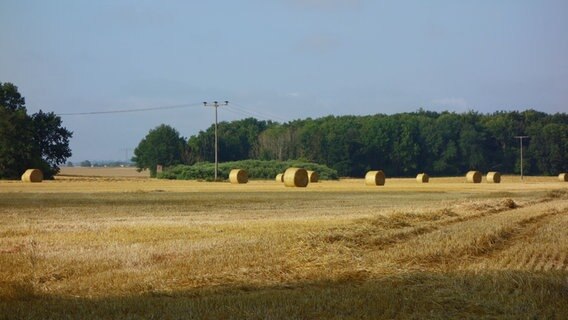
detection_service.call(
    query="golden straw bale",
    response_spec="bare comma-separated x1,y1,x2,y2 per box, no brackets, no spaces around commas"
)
307,170,319,183
365,170,385,186
275,173,284,182
486,171,501,183
416,173,429,183
466,171,482,183
21,169,43,183
283,167,308,188
559,173,568,182
229,169,248,184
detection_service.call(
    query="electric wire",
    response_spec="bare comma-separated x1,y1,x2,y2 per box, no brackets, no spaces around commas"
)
224,105,266,120
229,102,287,123
57,102,203,116
56,99,289,123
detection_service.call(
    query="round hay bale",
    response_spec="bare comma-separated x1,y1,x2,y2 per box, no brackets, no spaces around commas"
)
229,169,248,184
487,171,501,183
559,173,568,182
307,170,319,183
416,173,429,183
283,167,308,188
365,170,385,186
466,171,482,183
21,169,43,183
275,173,284,182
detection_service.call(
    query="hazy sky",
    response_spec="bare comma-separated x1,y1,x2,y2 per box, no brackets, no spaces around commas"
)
1,0,567,162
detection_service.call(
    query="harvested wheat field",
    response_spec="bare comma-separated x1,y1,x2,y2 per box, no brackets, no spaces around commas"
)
0,171,567,319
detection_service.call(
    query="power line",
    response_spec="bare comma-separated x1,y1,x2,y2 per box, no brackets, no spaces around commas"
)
57,102,203,116
55,98,287,124
225,105,262,119
229,102,287,122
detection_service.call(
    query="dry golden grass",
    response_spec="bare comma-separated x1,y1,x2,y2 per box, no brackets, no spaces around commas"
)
0,173,567,319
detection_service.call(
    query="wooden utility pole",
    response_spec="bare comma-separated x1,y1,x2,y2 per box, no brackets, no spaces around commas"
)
203,101,229,181
514,136,529,181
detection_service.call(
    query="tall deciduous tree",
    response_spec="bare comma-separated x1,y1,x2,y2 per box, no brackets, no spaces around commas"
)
0,82,72,179
31,110,73,176
132,124,187,177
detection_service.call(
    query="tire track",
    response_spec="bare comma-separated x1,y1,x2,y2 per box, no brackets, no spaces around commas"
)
464,208,568,272
381,205,565,269
310,198,524,251
296,199,568,273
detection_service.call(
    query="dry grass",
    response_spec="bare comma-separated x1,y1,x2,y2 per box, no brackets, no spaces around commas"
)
0,172,567,319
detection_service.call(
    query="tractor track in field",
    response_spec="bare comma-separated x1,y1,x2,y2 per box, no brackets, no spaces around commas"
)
471,209,568,272
310,197,529,252
463,208,563,259
385,204,568,270
291,198,568,280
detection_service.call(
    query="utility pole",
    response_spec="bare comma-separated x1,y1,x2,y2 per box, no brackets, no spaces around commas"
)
121,148,133,165
514,136,529,181
203,101,229,181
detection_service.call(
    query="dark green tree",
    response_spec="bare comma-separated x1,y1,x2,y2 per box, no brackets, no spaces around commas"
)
31,110,73,176
80,160,92,167
457,111,489,171
0,82,72,179
187,118,271,163
529,123,568,175
133,124,187,177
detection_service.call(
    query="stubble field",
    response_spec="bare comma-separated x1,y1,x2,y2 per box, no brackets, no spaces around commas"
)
1,168,567,319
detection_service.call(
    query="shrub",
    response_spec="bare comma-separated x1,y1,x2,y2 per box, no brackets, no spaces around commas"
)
158,160,339,180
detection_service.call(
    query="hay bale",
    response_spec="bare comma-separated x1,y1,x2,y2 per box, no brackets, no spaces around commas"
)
559,173,568,182
283,167,308,188
307,170,319,183
21,169,43,183
229,169,248,184
416,173,429,183
275,173,284,182
487,171,501,183
466,171,482,183
365,170,385,186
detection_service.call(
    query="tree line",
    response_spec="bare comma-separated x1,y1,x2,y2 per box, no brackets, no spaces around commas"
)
135,109,567,177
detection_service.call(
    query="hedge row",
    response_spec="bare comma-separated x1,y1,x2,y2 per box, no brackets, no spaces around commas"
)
157,160,339,181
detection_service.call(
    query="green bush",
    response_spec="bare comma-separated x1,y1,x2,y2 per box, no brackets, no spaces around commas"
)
158,160,339,180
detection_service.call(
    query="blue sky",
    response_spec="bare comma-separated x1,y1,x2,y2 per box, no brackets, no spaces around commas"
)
1,0,567,161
